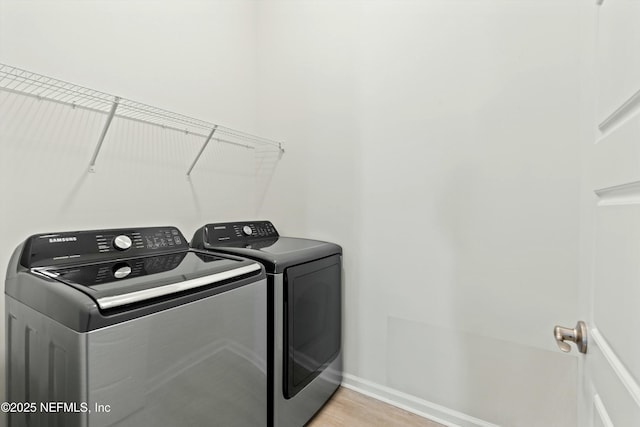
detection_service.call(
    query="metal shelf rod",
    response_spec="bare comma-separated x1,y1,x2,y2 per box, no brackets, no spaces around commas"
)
187,125,218,177
215,137,254,150
88,97,120,173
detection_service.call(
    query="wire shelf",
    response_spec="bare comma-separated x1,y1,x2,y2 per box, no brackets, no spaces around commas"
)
0,63,284,173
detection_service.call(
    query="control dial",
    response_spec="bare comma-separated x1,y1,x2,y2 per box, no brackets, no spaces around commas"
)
113,264,132,279
113,235,132,251
242,225,253,236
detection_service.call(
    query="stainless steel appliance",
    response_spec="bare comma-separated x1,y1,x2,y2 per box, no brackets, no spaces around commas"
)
5,226,267,427
191,221,342,427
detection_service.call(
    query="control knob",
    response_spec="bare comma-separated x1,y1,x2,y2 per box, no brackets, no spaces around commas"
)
113,235,132,251
113,264,132,279
242,226,253,236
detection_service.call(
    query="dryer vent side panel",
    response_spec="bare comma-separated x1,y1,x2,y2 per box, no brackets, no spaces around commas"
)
6,297,88,427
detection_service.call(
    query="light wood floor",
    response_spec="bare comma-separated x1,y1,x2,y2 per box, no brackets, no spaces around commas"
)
306,387,445,427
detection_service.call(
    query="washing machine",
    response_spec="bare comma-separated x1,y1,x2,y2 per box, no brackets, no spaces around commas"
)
190,220,342,427
5,226,267,427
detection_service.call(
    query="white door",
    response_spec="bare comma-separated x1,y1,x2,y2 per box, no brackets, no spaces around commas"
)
575,0,640,426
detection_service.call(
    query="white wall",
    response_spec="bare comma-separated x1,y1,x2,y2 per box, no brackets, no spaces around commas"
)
0,1,584,426
0,0,259,126
256,1,581,426
0,0,280,410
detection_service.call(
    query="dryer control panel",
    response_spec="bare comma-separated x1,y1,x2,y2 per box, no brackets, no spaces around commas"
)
202,221,279,245
21,226,188,268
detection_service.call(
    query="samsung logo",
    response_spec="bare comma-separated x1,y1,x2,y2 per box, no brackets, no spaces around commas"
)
49,237,77,243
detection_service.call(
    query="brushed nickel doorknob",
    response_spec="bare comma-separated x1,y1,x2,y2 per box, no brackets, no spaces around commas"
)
554,321,588,354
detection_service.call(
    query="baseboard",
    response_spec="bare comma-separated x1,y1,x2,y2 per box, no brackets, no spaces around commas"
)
341,373,499,427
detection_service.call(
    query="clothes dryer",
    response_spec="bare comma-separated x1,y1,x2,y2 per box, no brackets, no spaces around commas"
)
191,221,342,427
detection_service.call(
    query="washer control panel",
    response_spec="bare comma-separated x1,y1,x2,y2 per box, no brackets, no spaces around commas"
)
22,226,188,268
204,221,278,244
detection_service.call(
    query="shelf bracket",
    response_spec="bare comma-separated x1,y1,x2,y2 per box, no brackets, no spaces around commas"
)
89,96,120,173
187,125,218,177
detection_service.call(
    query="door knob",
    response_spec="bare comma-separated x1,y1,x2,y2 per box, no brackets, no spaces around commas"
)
553,321,588,354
